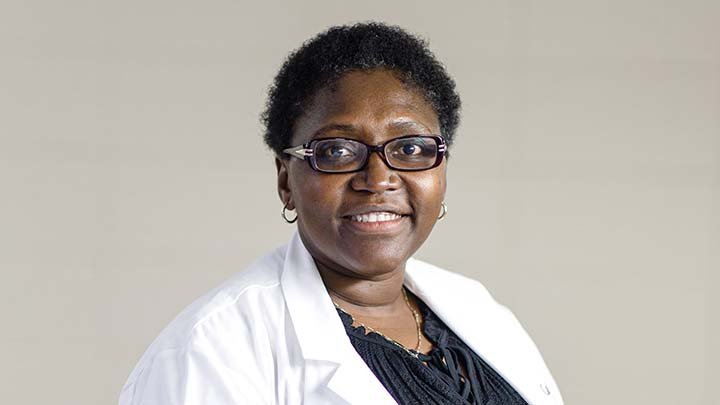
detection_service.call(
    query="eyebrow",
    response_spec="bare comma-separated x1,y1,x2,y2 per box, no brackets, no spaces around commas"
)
388,119,432,133
312,124,358,138
311,119,432,138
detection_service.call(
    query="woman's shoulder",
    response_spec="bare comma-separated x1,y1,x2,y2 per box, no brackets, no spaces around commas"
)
120,244,291,403
157,244,288,343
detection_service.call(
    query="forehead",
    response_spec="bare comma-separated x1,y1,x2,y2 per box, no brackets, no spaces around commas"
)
292,69,440,144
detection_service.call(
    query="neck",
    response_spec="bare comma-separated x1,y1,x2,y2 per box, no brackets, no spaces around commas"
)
314,257,407,313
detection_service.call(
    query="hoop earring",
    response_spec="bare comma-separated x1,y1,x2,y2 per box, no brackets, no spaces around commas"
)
437,202,448,220
282,204,298,224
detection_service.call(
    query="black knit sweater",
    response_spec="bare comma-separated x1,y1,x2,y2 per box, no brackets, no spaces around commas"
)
336,293,529,405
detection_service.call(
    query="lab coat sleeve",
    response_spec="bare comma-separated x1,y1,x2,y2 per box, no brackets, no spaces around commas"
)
119,346,270,405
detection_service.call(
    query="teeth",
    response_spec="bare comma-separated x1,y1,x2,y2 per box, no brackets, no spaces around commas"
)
350,212,402,223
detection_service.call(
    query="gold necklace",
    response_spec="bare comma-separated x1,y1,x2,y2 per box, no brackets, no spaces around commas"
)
332,288,423,358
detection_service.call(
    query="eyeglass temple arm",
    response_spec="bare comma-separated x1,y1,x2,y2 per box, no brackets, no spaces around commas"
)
282,145,313,160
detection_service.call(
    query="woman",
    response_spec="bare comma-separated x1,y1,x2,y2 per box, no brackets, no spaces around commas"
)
120,23,563,405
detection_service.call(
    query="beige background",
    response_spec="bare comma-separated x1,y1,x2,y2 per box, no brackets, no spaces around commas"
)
1,0,718,404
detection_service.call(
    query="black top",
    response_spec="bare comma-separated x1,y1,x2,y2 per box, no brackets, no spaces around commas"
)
336,294,529,405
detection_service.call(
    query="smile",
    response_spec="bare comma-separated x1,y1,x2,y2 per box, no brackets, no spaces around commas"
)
342,211,409,234
349,212,403,223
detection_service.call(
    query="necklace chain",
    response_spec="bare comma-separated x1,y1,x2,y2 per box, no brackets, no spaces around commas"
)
332,288,423,358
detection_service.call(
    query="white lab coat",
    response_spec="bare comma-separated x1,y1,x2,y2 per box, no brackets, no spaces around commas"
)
119,232,563,404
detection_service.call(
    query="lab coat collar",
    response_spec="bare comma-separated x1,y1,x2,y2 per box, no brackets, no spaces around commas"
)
280,232,396,404
404,258,557,405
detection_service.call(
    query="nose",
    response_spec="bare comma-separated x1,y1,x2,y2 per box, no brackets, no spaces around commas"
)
350,151,401,194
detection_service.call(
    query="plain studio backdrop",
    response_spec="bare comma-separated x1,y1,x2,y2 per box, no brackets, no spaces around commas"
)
1,1,717,404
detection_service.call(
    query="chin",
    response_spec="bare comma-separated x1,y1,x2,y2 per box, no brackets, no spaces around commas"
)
340,244,410,278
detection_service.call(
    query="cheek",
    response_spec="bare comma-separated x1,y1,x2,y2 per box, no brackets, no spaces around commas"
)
409,171,447,212
290,167,347,218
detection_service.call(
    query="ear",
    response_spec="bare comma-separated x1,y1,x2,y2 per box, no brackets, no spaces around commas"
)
275,157,294,210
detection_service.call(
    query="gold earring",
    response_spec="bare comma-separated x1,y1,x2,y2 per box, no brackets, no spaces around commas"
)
437,202,447,220
282,203,298,224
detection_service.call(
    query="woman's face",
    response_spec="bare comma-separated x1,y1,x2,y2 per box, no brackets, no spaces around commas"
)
277,69,447,279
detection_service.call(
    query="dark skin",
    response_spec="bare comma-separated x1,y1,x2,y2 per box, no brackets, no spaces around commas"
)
276,69,447,354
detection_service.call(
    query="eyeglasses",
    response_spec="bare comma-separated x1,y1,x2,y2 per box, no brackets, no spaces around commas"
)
283,135,447,173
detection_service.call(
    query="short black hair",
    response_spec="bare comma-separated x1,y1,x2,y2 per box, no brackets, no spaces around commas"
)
262,22,461,157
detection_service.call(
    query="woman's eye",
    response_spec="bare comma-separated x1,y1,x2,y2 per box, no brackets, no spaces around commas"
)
326,146,353,158
400,143,423,155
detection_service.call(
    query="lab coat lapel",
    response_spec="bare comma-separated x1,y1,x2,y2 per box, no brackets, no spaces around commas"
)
280,232,396,404
404,258,558,405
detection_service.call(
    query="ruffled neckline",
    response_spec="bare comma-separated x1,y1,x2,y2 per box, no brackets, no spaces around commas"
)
334,291,453,361
334,290,530,405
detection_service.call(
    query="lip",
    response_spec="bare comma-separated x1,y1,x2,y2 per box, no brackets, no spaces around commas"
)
341,204,412,217
341,214,410,234
339,203,413,235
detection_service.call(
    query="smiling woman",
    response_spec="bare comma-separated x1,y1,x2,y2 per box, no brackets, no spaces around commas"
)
119,23,563,405
280,70,446,284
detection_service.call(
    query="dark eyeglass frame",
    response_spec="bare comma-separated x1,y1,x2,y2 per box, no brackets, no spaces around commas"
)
282,135,448,173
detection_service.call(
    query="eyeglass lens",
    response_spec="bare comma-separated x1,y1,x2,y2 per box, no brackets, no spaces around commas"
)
312,136,440,173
